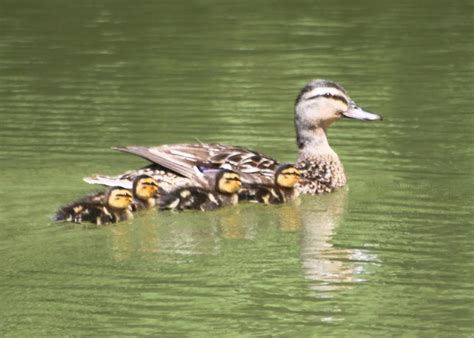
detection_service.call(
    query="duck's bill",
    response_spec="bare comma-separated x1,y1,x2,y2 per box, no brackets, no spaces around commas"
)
342,104,383,121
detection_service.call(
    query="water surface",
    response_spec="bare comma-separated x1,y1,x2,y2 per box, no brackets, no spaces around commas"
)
0,0,473,336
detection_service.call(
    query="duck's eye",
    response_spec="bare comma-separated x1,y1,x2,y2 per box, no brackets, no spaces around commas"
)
324,93,332,98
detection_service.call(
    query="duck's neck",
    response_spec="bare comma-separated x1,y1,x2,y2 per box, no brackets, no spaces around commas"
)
295,122,347,194
294,106,347,193
296,125,338,162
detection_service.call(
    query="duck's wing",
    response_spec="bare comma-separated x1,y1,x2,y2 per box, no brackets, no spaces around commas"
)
113,143,279,185
83,176,134,190
114,146,200,181
83,164,191,192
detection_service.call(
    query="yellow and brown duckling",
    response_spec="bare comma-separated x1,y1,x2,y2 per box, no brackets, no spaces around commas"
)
131,175,160,210
240,164,301,204
159,169,241,211
54,187,134,225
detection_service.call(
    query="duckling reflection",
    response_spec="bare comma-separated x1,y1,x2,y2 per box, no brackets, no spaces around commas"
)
107,197,247,261
110,223,133,262
108,213,162,262
275,201,303,232
215,207,248,240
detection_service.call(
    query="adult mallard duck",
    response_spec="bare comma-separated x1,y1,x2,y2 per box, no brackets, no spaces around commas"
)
53,187,134,225
84,79,382,194
239,163,301,205
159,168,241,211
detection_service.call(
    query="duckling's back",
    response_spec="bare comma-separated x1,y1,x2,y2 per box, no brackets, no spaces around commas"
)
53,192,114,224
239,184,299,205
159,187,221,211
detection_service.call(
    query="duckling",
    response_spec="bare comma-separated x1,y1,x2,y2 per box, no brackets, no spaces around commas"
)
240,164,301,204
131,175,160,210
54,187,134,225
83,79,382,195
159,169,241,211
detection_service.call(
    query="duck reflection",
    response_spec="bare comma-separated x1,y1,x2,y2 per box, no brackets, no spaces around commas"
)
298,189,376,294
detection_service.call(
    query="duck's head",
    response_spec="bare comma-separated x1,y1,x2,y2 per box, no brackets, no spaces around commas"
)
107,187,133,209
133,175,159,201
216,169,242,194
295,79,382,146
275,164,301,188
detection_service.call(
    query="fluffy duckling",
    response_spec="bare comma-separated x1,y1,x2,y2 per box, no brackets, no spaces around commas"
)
240,164,301,204
159,169,241,211
131,175,160,210
54,187,134,225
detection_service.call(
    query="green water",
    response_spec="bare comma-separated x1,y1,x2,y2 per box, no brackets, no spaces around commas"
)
1,0,473,336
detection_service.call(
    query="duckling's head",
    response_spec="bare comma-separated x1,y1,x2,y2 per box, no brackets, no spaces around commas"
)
275,164,301,188
216,169,242,194
107,187,133,209
133,175,159,201
295,79,382,147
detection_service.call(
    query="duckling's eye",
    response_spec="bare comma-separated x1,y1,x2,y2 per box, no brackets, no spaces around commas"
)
324,93,332,98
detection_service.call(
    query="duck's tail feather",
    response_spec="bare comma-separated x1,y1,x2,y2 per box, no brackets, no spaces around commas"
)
113,146,199,180
83,175,133,190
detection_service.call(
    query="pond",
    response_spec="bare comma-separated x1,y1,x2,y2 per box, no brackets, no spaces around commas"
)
0,0,472,336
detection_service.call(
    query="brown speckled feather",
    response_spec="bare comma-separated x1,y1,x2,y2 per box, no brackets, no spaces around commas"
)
114,144,278,185
83,144,279,192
